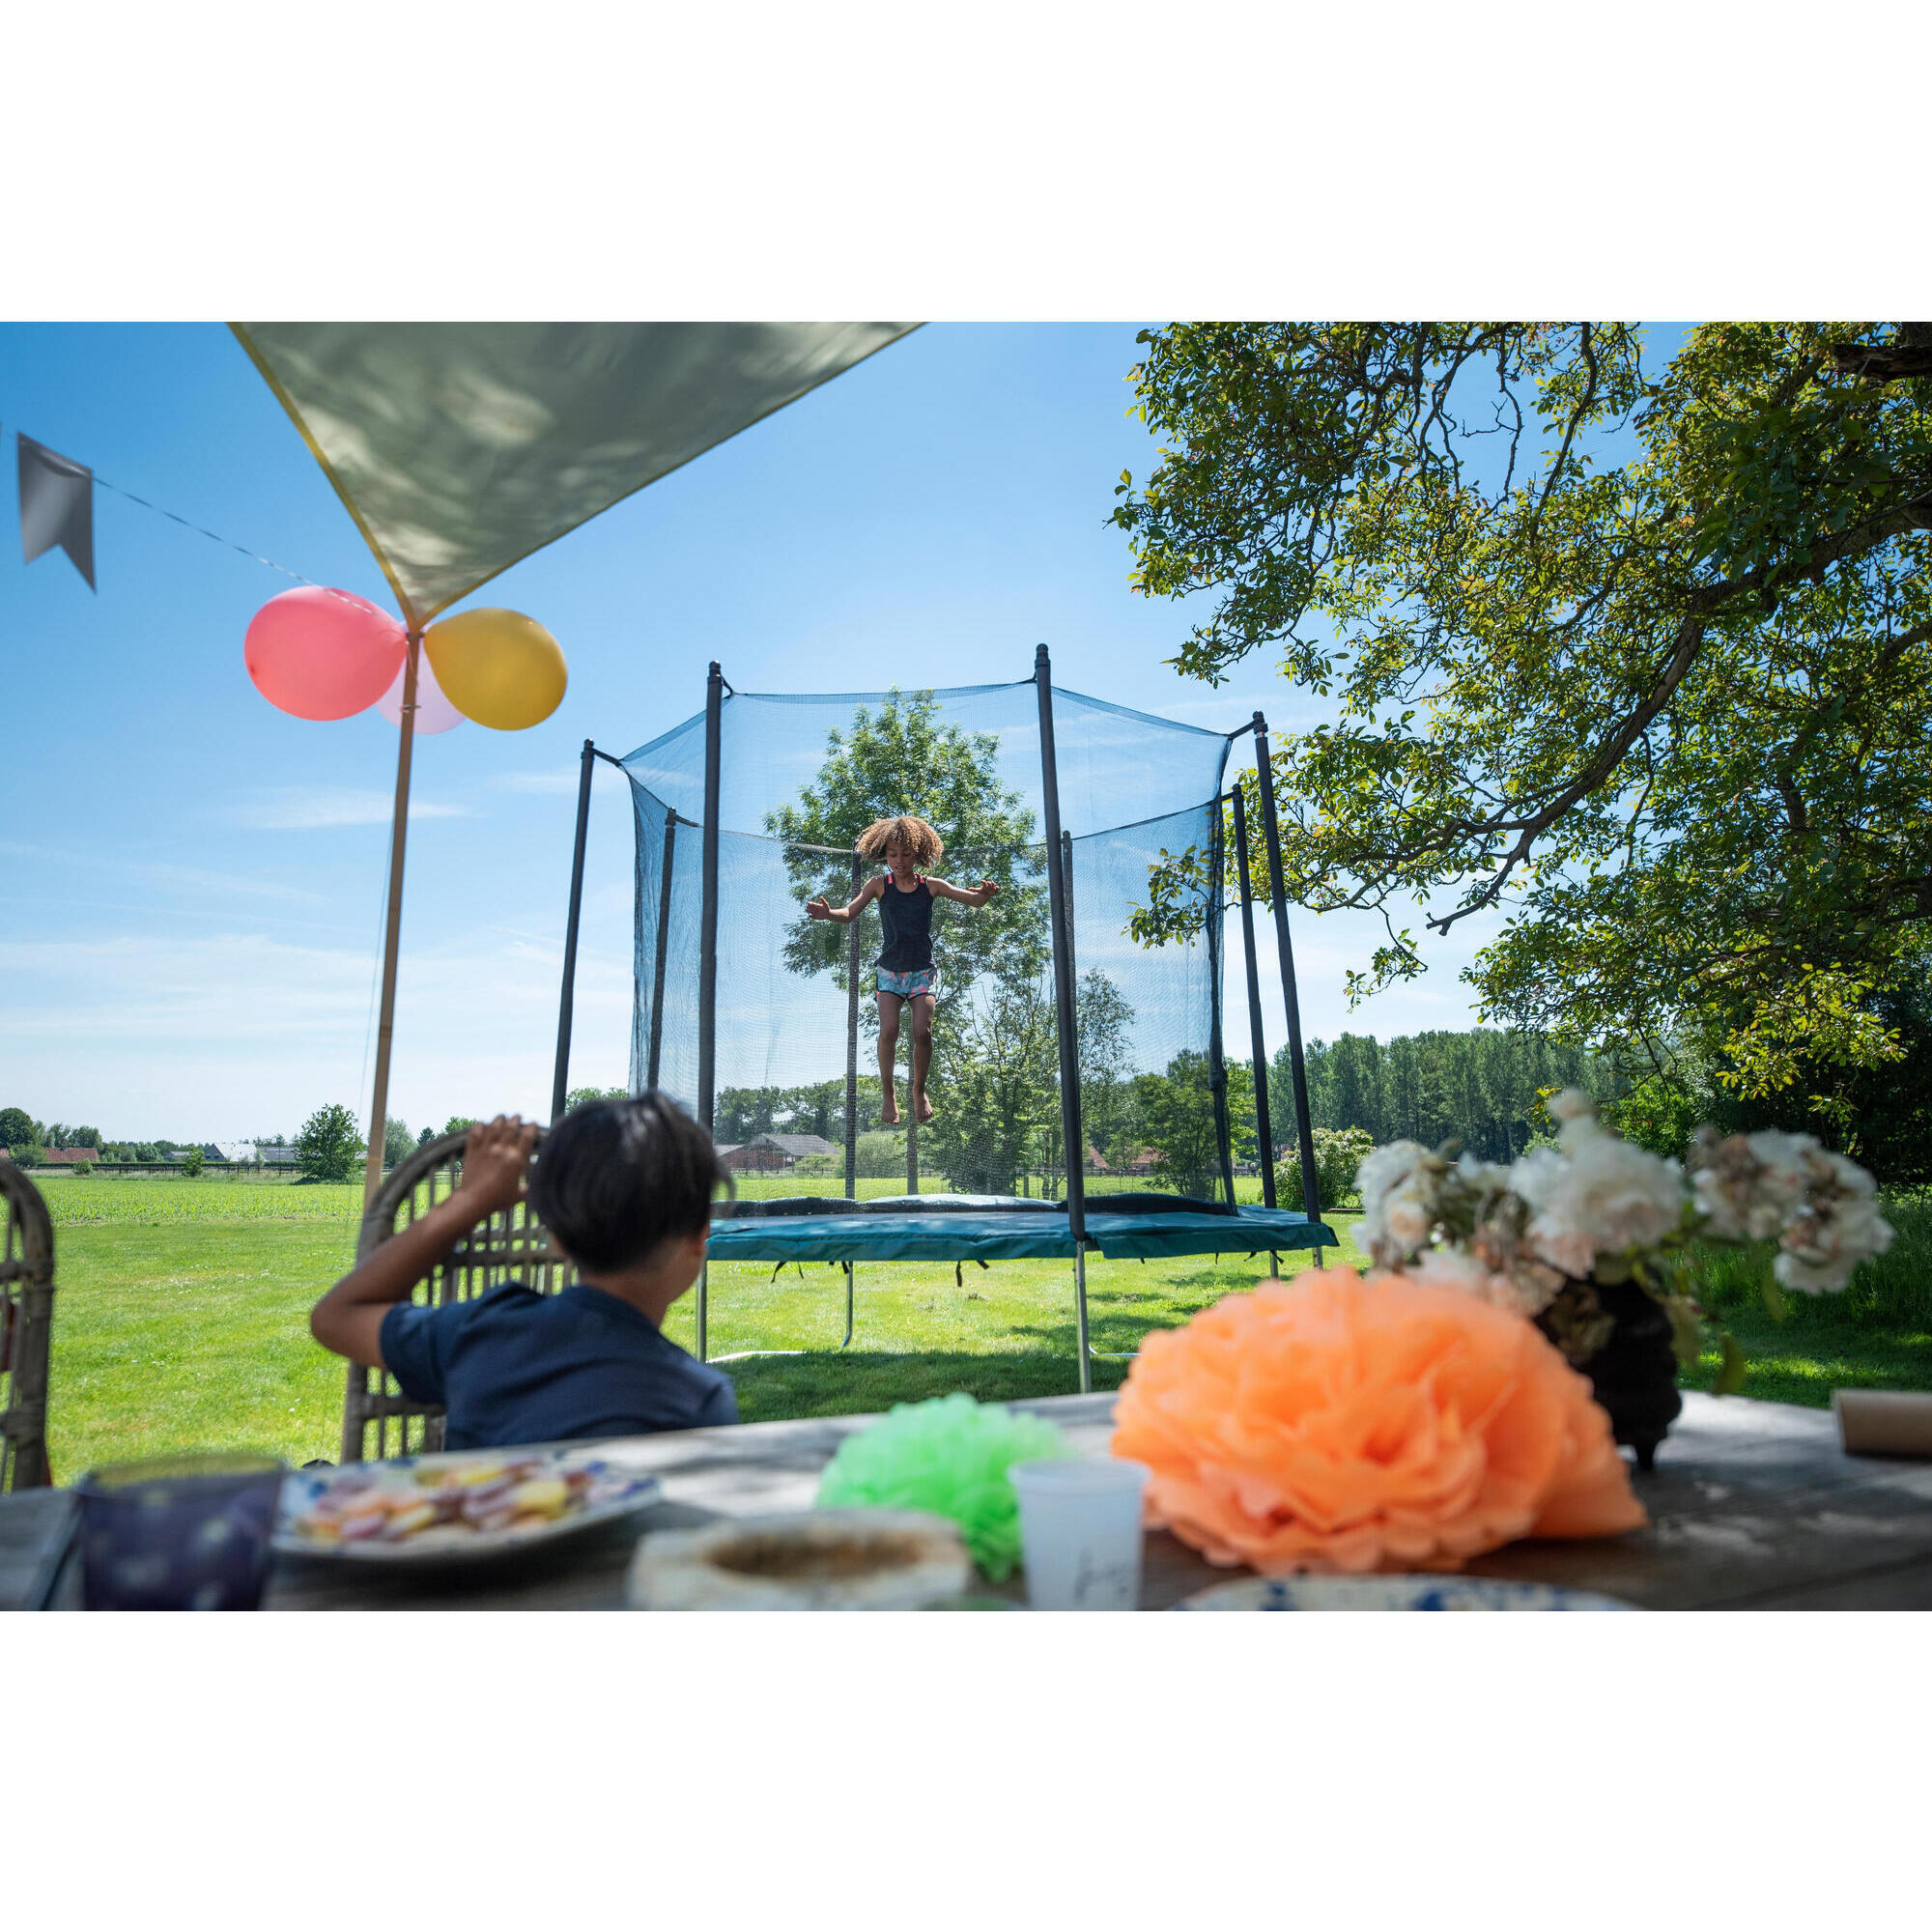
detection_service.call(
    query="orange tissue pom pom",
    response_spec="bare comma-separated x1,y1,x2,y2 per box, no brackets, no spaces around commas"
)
1110,1266,1647,1575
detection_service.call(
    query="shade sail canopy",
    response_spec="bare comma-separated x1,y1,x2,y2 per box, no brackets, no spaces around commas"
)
232,322,919,627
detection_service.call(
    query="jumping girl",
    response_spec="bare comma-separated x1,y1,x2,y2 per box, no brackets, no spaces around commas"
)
805,814,998,1125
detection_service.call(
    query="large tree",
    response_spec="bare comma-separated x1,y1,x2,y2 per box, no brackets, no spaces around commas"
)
765,689,1048,1002
921,974,1061,1192
297,1104,362,1183
1112,323,1932,1112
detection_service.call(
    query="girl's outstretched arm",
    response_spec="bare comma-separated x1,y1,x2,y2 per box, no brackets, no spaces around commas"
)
928,876,1000,909
806,876,881,924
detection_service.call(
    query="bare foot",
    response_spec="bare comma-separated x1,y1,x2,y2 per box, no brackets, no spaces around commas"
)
914,1088,934,1122
882,1090,900,1124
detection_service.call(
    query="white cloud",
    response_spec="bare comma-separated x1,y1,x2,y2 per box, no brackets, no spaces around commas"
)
495,770,582,795
0,923,633,1141
0,840,325,904
133,862,327,904
236,786,471,829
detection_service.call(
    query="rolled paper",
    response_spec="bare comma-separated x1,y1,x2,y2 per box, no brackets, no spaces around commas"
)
1833,1390,1932,1458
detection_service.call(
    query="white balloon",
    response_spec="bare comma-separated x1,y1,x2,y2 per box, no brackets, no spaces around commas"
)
376,651,464,734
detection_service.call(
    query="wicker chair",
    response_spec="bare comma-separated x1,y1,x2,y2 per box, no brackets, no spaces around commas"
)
1,1157,56,1491
342,1129,577,1463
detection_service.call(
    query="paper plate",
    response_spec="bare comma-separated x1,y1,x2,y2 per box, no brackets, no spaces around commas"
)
1175,1575,1638,1611
273,1447,661,1567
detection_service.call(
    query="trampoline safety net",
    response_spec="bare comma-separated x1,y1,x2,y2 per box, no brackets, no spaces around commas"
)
619,674,1242,1207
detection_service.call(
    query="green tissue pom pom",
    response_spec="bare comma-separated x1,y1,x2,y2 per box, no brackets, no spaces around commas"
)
814,1392,1074,1579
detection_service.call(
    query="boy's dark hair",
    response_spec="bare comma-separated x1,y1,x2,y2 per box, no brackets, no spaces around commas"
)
529,1094,725,1274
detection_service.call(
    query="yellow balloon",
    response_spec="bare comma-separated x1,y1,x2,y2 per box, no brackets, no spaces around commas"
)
423,608,567,731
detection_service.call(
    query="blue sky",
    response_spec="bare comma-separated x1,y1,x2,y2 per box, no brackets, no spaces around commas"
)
3,321,1509,1142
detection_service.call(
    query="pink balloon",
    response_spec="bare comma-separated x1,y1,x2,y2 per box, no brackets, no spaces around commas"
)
376,651,464,735
244,586,407,722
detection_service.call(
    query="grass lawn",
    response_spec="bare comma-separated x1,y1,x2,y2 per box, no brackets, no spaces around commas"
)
24,1173,1932,1479
33,1172,1368,1474
1678,1191,1932,1407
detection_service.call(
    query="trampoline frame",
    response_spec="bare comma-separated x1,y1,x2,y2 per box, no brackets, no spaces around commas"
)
549,645,1329,1389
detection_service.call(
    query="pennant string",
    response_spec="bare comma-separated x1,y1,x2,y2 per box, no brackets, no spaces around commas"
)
4,422,373,610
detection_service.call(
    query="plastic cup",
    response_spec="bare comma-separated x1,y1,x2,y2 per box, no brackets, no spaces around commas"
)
1009,1457,1151,1611
76,1455,286,1610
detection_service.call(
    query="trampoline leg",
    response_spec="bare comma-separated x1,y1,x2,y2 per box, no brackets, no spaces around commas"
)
1073,1249,1092,1395
1269,1250,1280,1277
697,1260,708,1362
839,1262,855,1350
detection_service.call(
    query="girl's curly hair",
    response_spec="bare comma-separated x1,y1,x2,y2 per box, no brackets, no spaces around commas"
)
856,814,944,867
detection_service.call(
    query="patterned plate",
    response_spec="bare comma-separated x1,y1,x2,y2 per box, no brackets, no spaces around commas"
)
1175,1576,1638,1611
273,1447,662,1566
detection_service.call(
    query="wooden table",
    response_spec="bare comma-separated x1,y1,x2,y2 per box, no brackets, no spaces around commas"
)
8,1390,1932,1610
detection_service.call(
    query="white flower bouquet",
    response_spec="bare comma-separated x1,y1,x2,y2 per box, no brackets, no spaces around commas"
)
1356,1091,1894,1371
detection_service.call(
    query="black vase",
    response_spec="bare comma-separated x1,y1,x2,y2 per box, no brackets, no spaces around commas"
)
1539,1278,1682,1472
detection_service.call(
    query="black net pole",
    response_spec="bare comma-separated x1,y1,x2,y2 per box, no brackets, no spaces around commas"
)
1251,712,1322,1234
845,849,861,1201
1061,829,1078,1190
696,665,724,1361
697,664,724,1137
550,737,597,1125
645,811,676,1090
1231,785,1277,1210
1206,799,1237,1208
1035,645,1091,1389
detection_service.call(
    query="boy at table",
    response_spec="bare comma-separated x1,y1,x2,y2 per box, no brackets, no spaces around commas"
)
309,1098,737,1449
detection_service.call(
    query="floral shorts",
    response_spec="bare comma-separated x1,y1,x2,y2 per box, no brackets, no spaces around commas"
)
876,966,938,1001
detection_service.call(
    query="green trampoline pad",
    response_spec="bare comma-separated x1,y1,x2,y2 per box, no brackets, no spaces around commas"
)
703,1207,1338,1265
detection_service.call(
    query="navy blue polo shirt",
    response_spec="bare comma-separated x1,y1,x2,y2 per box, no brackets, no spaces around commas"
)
380,1282,737,1451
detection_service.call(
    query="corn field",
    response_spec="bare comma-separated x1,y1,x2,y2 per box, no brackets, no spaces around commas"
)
38,1178,363,1226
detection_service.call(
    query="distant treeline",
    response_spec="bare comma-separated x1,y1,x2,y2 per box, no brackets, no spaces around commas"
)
1271,1029,1610,1165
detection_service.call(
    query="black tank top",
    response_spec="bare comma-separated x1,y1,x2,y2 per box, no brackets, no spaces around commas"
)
876,875,933,973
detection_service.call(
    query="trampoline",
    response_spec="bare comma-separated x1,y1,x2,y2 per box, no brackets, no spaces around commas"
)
550,646,1335,1388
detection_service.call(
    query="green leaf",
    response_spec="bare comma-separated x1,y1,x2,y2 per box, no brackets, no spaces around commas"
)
1714,1332,1748,1397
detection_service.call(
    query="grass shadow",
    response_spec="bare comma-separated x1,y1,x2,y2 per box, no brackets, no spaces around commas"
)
727,1349,1126,1421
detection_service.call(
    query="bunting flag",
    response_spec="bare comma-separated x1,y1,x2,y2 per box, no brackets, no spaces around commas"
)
16,433,97,589
231,322,919,628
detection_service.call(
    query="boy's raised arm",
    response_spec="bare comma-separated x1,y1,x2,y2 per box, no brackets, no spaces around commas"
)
309,1116,537,1369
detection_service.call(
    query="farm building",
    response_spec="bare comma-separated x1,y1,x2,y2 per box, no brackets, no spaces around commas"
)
715,1133,838,1173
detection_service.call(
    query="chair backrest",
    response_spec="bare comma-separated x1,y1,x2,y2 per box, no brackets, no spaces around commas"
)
342,1128,577,1463
1,1157,56,1492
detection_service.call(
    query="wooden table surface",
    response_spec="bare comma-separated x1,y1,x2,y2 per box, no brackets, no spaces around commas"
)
9,1390,1932,1611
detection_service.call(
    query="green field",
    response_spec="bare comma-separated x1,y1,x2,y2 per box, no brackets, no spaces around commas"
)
23,1174,1932,1480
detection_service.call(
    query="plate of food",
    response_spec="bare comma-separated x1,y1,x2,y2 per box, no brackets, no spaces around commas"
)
273,1448,663,1565
1175,1576,1637,1611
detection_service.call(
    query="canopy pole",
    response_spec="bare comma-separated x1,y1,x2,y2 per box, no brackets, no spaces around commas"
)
1231,785,1277,1210
550,738,596,1125
645,811,676,1089
845,849,862,1201
1036,644,1091,1392
696,662,724,1361
362,630,421,1207
1251,712,1322,1253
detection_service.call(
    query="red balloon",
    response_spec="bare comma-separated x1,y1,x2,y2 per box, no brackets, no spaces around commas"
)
244,587,407,722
